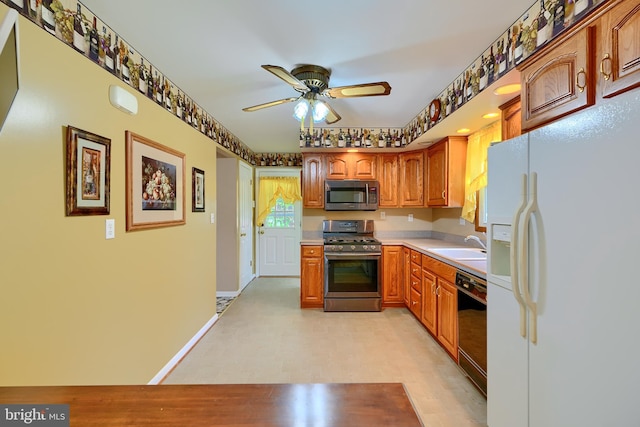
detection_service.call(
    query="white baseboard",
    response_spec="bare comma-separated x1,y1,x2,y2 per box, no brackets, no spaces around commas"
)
216,291,240,298
148,312,219,384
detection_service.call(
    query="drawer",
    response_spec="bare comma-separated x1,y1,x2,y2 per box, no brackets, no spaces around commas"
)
410,287,422,317
302,246,323,258
410,261,421,277
410,274,422,293
410,250,421,264
422,254,456,283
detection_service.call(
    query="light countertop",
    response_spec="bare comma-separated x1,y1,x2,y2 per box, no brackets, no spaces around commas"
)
301,238,487,278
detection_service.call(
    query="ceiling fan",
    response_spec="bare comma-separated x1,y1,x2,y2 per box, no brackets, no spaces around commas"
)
242,64,391,125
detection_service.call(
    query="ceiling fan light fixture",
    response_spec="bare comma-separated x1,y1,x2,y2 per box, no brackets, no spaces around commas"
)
293,99,309,121
312,100,329,122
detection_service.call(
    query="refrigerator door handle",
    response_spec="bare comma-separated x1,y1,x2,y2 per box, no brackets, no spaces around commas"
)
520,172,539,344
511,173,528,339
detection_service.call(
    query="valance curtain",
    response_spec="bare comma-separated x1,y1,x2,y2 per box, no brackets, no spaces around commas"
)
257,177,302,226
461,121,501,223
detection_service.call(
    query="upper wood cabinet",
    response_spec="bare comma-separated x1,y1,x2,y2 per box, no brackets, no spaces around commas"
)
598,0,640,98
302,154,324,208
499,95,522,141
377,154,399,207
425,136,467,207
519,25,596,132
325,153,376,180
398,151,424,206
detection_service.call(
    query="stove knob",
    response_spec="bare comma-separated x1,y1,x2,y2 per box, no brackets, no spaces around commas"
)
351,245,356,251
363,245,369,250
338,245,343,251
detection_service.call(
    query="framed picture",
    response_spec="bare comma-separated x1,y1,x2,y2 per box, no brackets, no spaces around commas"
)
125,131,186,231
65,126,111,216
192,167,205,212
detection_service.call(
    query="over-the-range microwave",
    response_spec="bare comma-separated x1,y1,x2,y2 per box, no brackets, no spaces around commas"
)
324,180,379,211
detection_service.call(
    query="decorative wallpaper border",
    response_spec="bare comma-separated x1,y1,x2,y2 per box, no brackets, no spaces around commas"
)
2,0,606,165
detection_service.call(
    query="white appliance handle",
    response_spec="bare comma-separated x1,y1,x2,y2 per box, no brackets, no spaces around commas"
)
520,172,538,344
511,174,528,339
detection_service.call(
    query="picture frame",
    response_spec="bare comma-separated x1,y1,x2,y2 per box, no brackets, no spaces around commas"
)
65,126,111,216
192,167,205,212
125,131,185,231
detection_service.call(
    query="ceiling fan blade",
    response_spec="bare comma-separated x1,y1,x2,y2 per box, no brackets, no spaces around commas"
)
324,102,341,124
324,82,391,98
261,65,310,92
242,97,299,112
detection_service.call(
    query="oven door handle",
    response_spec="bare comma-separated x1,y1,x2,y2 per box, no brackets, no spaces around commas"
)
325,253,381,260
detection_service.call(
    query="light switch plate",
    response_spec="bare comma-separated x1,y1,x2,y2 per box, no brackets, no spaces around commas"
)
210,213,215,224
105,219,115,239
408,213,414,222
380,211,386,220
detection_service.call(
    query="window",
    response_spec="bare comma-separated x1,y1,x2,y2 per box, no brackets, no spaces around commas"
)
263,197,295,228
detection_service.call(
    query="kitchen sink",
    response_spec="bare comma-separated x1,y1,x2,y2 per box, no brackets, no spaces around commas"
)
428,247,487,261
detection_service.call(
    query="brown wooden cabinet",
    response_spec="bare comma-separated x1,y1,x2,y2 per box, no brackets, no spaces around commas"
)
598,0,640,98
302,154,324,208
402,247,411,307
382,245,404,307
519,25,596,131
398,151,424,206
425,136,467,207
421,254,458,359
499,95,522,140
300,245,324,308
325,153,377,180
377,154,399,207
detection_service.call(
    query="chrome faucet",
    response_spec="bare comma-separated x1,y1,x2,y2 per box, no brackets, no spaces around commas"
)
465,235,487,250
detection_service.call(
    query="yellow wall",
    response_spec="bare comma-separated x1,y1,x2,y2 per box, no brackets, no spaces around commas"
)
0,6,218,385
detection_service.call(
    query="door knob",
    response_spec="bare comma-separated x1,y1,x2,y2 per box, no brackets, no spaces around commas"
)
240,233,246,237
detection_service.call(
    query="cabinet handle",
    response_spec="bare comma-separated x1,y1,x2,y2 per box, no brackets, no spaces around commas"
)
309,250,315,254
412,301,418,306
435,286,440,296
600,53,612,81
576,67,587,93
441,190,446,199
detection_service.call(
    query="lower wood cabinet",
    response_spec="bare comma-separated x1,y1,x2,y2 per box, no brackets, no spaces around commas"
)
382,246,404,307
300,245,324,308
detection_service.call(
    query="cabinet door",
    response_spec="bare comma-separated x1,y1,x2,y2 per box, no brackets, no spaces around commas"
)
302,155,324,208
351,154,377,179
325,155,349,179
500,95,522,140
403,247,411,306
378,154,398,207
421,269,437,335
599,0,640,98
520,26,596,131
382,246,403,306
437,279,458,359
399,151,424,206
300,246,324,308
426,142,447,206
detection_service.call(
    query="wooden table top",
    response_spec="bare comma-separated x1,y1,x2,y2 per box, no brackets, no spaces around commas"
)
0,383,423,426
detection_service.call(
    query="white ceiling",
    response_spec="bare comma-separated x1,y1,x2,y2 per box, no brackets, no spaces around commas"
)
80,0,533,154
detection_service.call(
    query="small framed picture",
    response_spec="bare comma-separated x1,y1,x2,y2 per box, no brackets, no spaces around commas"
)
192,167,205,212
125,131,186,231
65,126,111,216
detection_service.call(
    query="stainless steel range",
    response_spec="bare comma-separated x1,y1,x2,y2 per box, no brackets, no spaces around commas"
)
322,220,382,312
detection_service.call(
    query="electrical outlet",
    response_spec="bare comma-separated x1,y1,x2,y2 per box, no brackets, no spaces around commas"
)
460,217,466,225
408,213,414,222
380,211,386,220
105,219,115,239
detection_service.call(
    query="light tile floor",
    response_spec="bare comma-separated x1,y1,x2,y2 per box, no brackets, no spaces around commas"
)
164,277,487,426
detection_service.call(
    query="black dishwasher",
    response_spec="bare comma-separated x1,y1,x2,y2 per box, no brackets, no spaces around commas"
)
456,270,487,396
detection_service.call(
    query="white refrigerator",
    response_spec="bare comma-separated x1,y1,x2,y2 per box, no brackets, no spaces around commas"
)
486,88,640,427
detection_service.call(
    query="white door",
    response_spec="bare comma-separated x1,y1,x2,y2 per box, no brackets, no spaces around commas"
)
238,162,254,290
256,170,301,277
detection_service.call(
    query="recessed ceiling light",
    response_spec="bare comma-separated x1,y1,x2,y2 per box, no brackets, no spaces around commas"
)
483,112,500,119
493,83,521,95
457,128,471,134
